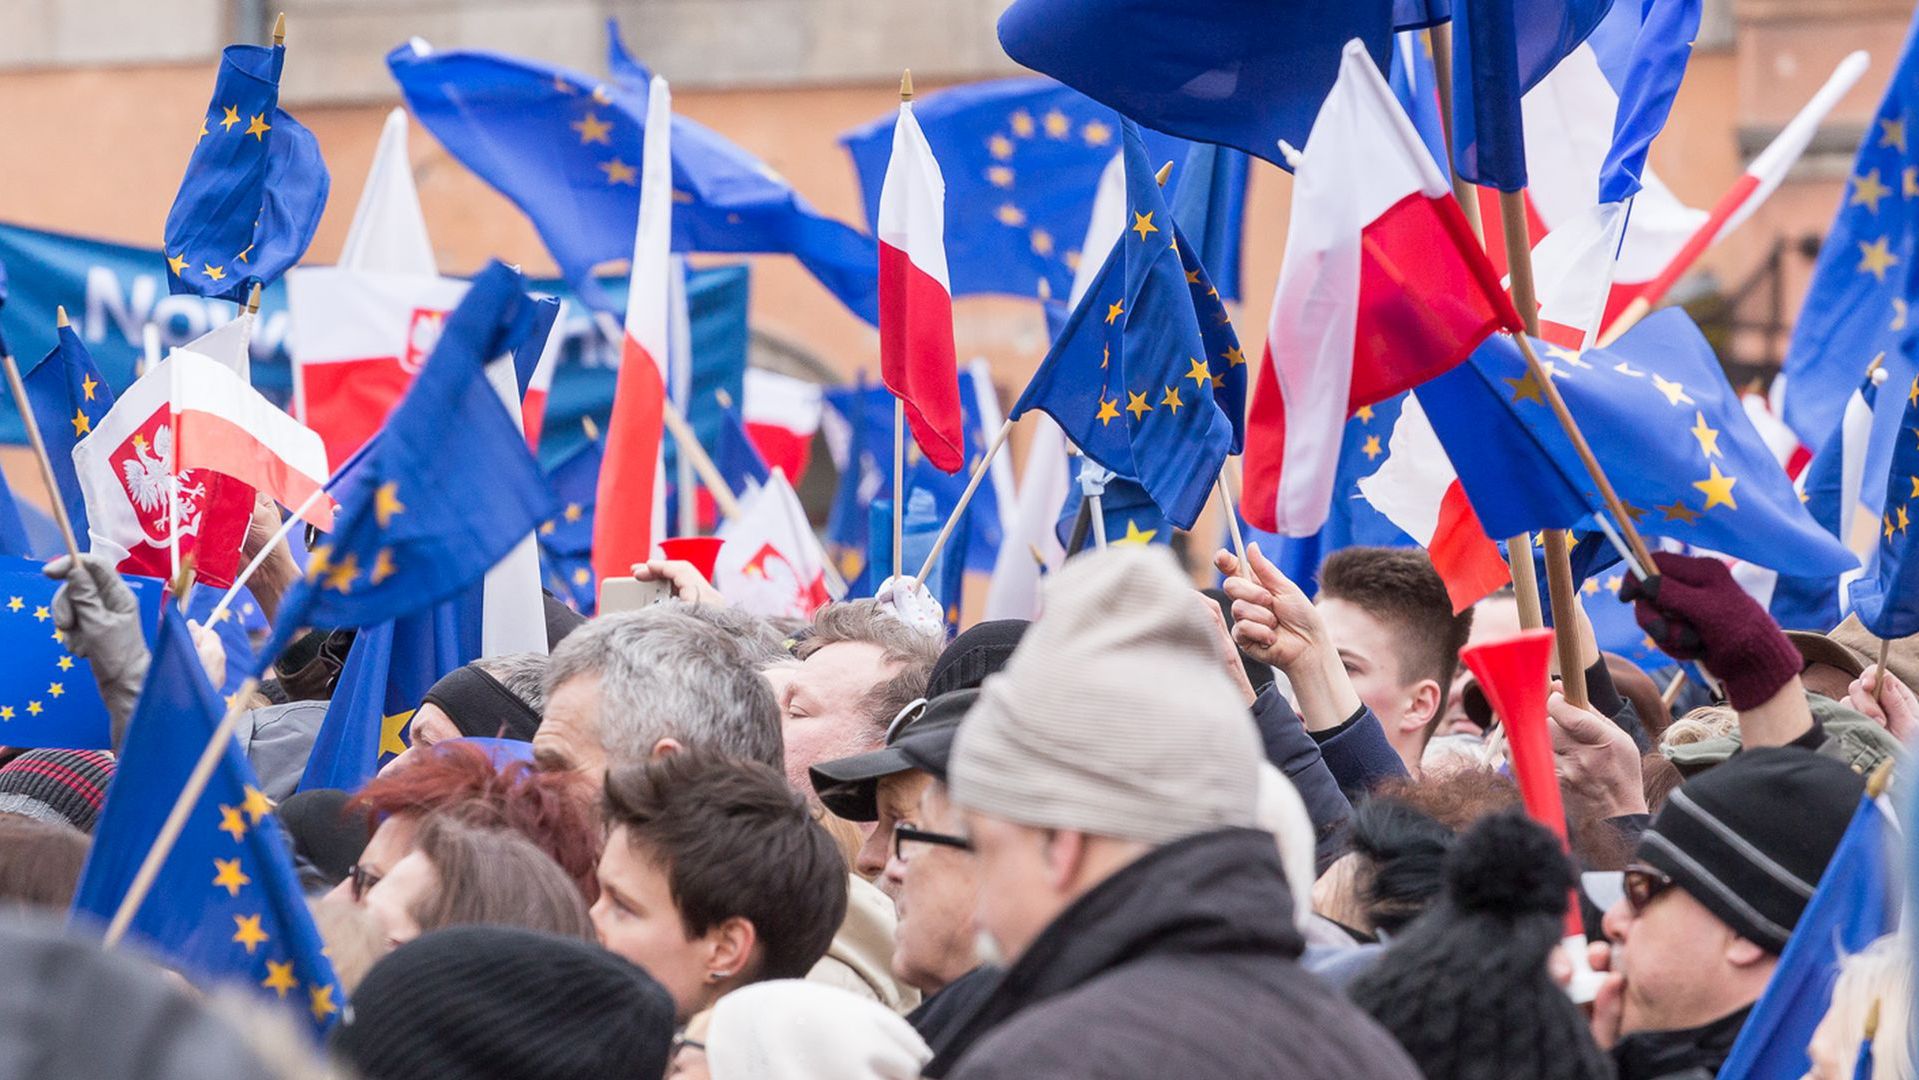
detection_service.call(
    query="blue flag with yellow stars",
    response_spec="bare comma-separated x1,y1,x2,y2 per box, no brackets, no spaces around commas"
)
839,78,1247,303
1011,120,1238,530
1417,308,1857,578
861,478,969,631
258,262,556,669
162,43,329,303
0,557,162,748
1844,371,1919,638
24,323,114,545
297,606,467,794
824,379,896,582
537,433,601,614
387,34,878,324
996,0,1394,169
185,585,267,706
1781,5,1919,513
1057,468,1170,551
71,608,344,1031
1450,0,1617,191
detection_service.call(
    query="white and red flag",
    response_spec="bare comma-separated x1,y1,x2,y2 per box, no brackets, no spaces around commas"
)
877,92,963,474
1356,396,1511,613
74,350,331,590
741,368,823,482
521,303,566,450
711,470,831,620
592,73,674,587
1243,40,1521,537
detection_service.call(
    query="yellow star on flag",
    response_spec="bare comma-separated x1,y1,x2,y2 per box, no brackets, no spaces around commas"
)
1582,578,1600,595
70,409,89,437
0,708,13,722
380,710,412,758
1901,504,1913,534
995,204,1026,227
1858,236,1900,282
235,243,253,264
986,165,1014,188
591,85,613,105
599,158,638,185
1362,435,1383,461
1184,267,1201,284
80,373,97,401
1009,109,1035,137
242,785,274,824
1906,166,1919,198
5,597,19,612
166,252,189,276
1692,463,1739,511
32,606,47,622
1125,391,1153,420
1130,211,1158,242
46,683,62,698
1095,397,1121,426
262,960,298,999
24,701,40,716
218,805,248,841
56,656,71,671
1504,371,1545,405
375,481,406,528
1910,475,1919,500
1651,374,1694,406
198,118,208,141
1880,115,1908,153
212,858,251,897
1222,346,1246,367
572,567,591,586
1105,300,1124,325
1160,386,1184,414
1355,404,1375,423
219,105,241,132
202,264,227,282
1042,110,1070,138
539,521,556,536
571,112,613,145
244,113,271,141
988,135,1014,160
1887,512,1898,541
1113,519,1158,546
1658,499,1702,525
309,984,340,1023
1689,411,1721,458
305,544,333,581
231,914,269,955
323,552,362,594
1081,120,1113,146
1030,230,1054,256
1852,169,1894,214
370,548,397,586
1185,357,1212,389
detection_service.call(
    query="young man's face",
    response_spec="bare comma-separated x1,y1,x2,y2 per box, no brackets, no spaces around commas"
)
590,825,711,1021
1314,597,1434,769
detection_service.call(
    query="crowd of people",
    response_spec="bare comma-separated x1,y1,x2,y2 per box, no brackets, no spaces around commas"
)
0,534,1908,1079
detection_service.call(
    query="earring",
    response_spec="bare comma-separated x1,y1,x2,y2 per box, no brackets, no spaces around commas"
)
706,970,731,983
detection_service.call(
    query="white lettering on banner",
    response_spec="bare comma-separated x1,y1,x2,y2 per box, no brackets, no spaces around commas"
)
85,266,159,348
82,265,285,365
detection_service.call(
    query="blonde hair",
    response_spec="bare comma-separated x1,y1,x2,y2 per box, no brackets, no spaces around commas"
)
1821,934,1914,1080
1659,704,1738,750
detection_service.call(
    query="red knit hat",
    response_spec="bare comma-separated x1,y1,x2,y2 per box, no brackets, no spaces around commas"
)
0,749,115,833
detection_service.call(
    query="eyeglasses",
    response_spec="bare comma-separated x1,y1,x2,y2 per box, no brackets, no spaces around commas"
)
1622,863,1676,915
348,863,384,902
893,824,973,862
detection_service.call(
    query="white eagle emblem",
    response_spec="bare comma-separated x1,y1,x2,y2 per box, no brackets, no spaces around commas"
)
117,424,206,543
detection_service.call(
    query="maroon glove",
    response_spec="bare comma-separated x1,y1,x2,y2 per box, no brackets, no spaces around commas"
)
1619,552,1802,711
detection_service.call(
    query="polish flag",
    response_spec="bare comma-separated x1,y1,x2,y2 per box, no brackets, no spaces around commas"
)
877,92,964,474
1356,396,1510,613
711,470,831,620
1243,40,1521,537
74,350,330,589
593,73,673,587
742,368,822,482
521,299,566,450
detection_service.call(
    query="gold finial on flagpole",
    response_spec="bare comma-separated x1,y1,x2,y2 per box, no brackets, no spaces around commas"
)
55,306,69,329
1154,161,1173,187
900,70,914,102
245,284,263,316
272,12,286,45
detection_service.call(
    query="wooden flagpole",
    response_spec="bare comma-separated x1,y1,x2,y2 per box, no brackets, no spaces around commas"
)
0,310,83,561
913,419,1012,588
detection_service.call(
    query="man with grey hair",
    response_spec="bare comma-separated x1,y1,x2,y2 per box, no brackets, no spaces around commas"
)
533,605,783,781
924,547,1420,1080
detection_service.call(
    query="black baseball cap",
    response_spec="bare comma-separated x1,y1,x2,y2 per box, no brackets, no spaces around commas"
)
810,689,979,821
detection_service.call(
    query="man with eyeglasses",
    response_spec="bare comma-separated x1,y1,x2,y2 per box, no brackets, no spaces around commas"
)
1583,746,1864,1079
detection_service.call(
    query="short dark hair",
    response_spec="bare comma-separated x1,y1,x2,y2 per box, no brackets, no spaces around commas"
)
0,815,88,914
1318,547,1473,710
603,753,847,982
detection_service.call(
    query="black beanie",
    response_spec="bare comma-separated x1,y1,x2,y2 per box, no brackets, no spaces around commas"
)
1635,746,1863,953
422,664,543,742
276,788,370,887
926,619,1029,699
334,926,676,1080
1349,812,1612,1080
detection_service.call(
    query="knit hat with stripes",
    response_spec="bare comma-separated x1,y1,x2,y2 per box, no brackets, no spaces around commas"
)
1635,746,1863,954
0,749,115,834
949,546,1260,846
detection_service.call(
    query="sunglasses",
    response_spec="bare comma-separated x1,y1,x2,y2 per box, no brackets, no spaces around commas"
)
893,824,973,862
1622,863,1676,915
348,862,384,902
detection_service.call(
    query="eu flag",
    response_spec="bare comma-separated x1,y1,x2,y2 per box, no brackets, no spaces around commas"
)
1450,0,1618,191
1011,121,1237,529
997,0,1394,169
1780,6,1919,507
0,557,162,749
1843,372,1919,638
824,379,896,579
839,79,1248,302
1764,363,1882,631
24,323,115,545
163,43,330,303
297,606,468,793
1057,466,1170,550
185,585,267,705
1714,792,1896,1079
259,262,556,667
1416,309,1857,578
538,433,601,613
387,35,879,323
71,609,344,1030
